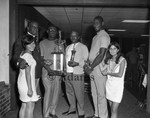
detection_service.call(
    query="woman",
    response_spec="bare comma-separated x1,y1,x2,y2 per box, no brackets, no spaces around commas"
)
100,42,127,118
17,34,40,118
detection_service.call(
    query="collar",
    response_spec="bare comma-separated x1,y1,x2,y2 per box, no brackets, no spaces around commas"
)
27,32,36,37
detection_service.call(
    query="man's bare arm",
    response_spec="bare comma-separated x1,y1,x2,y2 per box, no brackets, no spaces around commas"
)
90,48,107,69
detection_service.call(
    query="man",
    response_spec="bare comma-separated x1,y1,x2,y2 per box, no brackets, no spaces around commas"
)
84,16,110,118
62,31,89,118
13,21,42,90
39,25,64,118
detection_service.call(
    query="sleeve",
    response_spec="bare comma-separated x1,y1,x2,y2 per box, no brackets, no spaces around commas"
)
21,53,32,66
99,36,110,49
12,37,24,66
79,45,89,67
39,42,44,57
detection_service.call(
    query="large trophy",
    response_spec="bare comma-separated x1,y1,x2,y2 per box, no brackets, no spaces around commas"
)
51,30,65,75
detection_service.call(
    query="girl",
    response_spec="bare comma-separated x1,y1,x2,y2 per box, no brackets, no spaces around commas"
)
100,42,127,118
17,34,40,118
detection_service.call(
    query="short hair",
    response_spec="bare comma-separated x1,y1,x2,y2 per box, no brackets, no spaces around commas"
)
94,16,104,22
71,30,80,36
28,21,38,27
22,34,35,48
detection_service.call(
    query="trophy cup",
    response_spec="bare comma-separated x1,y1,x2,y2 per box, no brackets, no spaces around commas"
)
51,30,65,75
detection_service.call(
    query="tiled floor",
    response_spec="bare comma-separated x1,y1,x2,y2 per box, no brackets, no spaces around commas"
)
4,89,150,118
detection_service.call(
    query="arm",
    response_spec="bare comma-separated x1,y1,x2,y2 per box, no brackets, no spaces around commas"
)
13,37,27,69
100,62,108,71
25,65,33,97
90,47,107,69
107,59,126,77
41,56,55,75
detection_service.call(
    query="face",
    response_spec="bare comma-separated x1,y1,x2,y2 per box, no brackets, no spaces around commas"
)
48,26,57,38
109,45,119,57
27,41,35,52
70,31,79,43
28,22,38,35
93,19,103,32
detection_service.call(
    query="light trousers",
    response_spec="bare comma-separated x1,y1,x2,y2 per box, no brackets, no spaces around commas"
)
90,66,108,118
42,75,61,117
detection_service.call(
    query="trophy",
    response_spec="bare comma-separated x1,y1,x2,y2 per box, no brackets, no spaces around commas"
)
70,47,76,61
51,30,65,75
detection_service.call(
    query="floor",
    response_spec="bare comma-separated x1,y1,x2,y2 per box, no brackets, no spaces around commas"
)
4,88,150,118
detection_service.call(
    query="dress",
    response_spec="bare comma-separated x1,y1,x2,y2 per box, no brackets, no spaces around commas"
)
106,57,127,103
17,53,39,102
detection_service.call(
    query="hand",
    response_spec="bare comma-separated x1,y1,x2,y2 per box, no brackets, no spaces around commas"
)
27,88,33,97
101,69,108,76
18,58,27,69
68,61,79,67
48,69,56,76
44,59,53,66
84,64,93,75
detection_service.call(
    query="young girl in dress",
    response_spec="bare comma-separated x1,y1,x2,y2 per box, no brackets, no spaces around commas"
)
100,42,127,118
17,35,40,118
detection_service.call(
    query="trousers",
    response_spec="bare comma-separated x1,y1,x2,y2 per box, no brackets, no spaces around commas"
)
42,75,61,117
64,73,85,115
90,66,108,118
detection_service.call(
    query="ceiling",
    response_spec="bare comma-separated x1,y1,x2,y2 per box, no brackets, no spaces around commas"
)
18,0,150,39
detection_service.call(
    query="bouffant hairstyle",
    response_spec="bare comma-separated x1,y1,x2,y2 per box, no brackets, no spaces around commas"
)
22,34,35,49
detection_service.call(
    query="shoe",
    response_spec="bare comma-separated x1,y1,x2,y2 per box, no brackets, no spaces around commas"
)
79,115,85,118
86,115,99,118
49,114,58,118
62,110,76,115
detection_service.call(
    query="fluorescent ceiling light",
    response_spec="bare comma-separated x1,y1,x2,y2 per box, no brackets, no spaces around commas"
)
122,20,150,23
108,29,126,32
141,34,150,37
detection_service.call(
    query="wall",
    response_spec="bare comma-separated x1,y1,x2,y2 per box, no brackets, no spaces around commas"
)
0,0,9,84
0,82,10,118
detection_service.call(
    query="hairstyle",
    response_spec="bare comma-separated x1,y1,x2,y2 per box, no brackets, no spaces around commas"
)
104,42,122,64
94,16,104,23
71,30,80,37
22,34,35,49
28,21,38,28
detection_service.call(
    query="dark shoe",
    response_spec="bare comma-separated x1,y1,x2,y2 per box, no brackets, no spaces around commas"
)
86,115,99,118
79,115,85,118
62,110,76,115
49,114,58,118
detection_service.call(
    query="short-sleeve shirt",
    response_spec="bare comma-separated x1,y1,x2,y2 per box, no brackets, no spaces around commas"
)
89,30,110,62
65,42,89,74
39,39,64,75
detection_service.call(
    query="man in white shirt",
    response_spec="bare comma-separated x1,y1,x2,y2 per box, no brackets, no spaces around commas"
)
85,16,110,118
62,31,89,118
